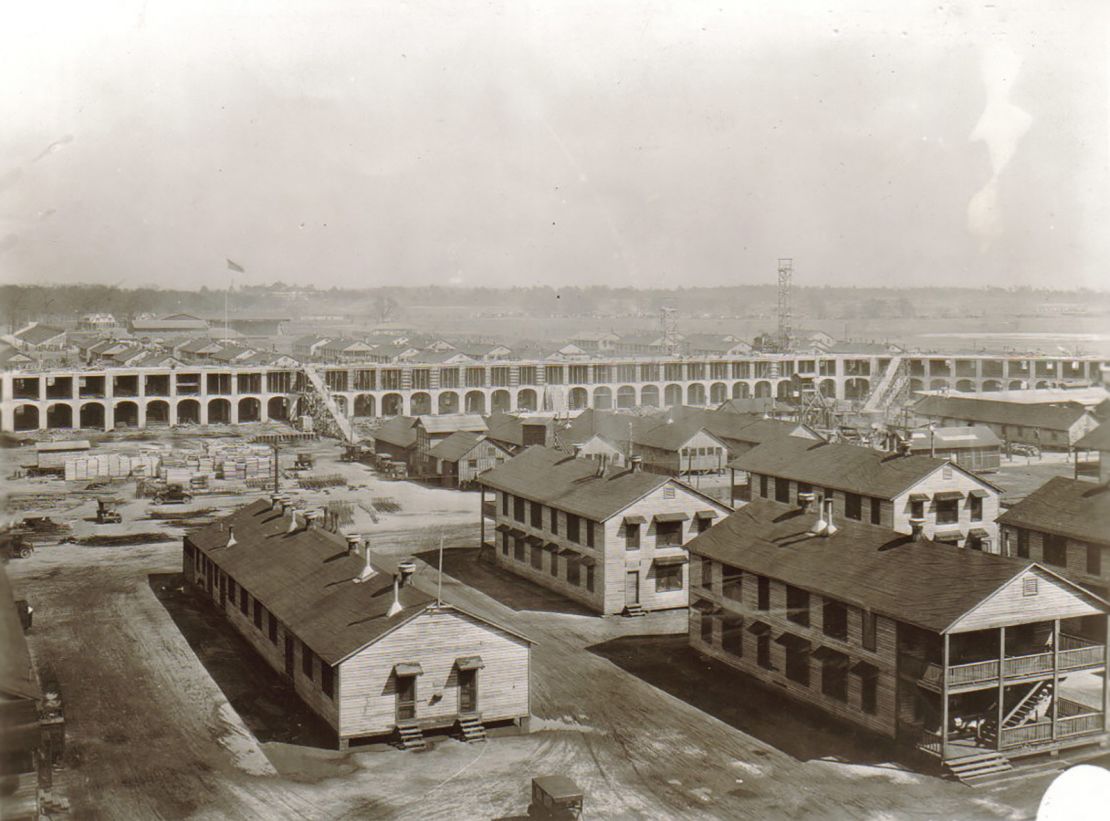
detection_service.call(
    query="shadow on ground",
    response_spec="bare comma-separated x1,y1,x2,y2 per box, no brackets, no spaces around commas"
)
149,572,336,749
415,547,595,616
589,633,902,766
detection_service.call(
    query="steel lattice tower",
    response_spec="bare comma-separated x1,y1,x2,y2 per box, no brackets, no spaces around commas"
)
776,258,793,352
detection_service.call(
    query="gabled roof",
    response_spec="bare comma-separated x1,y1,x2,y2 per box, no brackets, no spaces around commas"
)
997,477,1110,547
0,345,32,365
417,414,488,435
407,350,475,365
914,395,1092,431
372,415,417,449
427,431,504,462
293,334,332,347
686,497,1105,634
635,418,728,451
562,409,650,447
1076,423,1110,452
716,397,779,415
0,565,40,701
479,446,727,521
731,437,998,499
15,324,66,345
483,413,525,447
130,318,209,331
908,425,1002,450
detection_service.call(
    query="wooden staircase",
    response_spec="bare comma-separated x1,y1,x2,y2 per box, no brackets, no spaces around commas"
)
623,603,646,618
945,751,1014,785
458,716,488,744
980,681,1054,746
397,723,427,752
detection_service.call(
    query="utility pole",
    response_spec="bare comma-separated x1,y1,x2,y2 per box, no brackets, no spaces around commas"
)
776,258,793,352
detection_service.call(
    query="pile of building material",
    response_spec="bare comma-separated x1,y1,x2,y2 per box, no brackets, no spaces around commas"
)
64,452,162,481
159,442,273,485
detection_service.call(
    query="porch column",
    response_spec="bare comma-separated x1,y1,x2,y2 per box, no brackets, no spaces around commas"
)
1051,619,1060,741
941,633,950,760
1104,615,1110,732
996,626,1005,751
479,486,486,547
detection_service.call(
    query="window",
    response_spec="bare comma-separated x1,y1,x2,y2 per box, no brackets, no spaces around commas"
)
586,564,595,592
268,612,278,643
655,564,683,592
513,496,525,522
513,537,525,562
845,493,862,521
530,544,543,569
227,577,236,599
321,664,334,699
1087,544,1102,577
757,576,770,611
861,611,877,652
757,634,772,669
775,477,790,503
253,600,264,629
625,523,640,550
700,612,715,644
910,499,925,520
861,673,878,714
797,482,812,503
1043,534,1067,567
586,520,595,549
501,531,509,555
567,558,581,586
501,492,509,516
656,520,683,547
820,652,849,702
784,641,810,686
467,458,478,470
302,643,314,679
935,499,958,525
530,501,542,528
759,475,768,498
786,585,810,627
567,515,580,543
822,600,848,641
696,515,712,533
970,494,983,522
699,557,714,589
550,553,559,577
722,615,744,656
722,564,742,601
1022,577,1039,597
550,508,559,535
1016,529,1030,558
869,498,881,525
240,587,249,615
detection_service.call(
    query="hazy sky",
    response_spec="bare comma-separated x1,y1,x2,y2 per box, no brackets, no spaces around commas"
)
1,1,1107,290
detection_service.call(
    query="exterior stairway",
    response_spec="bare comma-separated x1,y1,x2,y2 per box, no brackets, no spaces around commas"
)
458,716,488,744
397,723,427,752
300,364,355,443
862,356,907,414
623,603,646,618
945,751,1014,785
980,681,1054,747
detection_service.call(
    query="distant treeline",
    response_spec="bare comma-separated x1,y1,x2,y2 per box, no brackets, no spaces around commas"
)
4,282,1108,331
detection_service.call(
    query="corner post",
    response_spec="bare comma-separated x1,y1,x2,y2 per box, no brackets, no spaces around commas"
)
997,626,1006,751
1051,618,1060,741
941,632,950,761
479,485,486,548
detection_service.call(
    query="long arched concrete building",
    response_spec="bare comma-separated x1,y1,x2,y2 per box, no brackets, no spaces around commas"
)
1,353,1105,432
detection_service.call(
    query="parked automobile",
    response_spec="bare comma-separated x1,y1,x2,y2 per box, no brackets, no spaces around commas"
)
528,776,583,819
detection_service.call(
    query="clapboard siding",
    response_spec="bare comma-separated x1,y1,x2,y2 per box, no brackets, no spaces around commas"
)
1001,525,1109,596
337,608,529,738
949,567,1104,633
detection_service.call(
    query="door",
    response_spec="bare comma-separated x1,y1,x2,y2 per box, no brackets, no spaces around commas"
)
625,571,640,605
284,636,295,678
219,572,227,608
396,675,417,721
459,669,478,714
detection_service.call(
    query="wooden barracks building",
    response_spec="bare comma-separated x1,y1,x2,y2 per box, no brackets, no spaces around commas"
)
686,496,1110,782
184,497,532,750
479,446,731,616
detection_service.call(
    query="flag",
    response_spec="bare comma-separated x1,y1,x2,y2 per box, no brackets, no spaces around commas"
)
226,259,245,273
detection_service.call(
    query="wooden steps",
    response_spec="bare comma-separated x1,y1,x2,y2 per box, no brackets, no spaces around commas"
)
945,751,1014,785
623,603,647,618
458,716,487,744
396,724,427,752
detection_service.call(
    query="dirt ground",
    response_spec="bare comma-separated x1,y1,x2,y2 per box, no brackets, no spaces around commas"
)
3,432,1105,819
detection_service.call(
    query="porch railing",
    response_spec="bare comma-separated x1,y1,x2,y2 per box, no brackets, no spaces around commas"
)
1002,652,1054,678
918,639,1104,689
1059,644,1104,671
1000,720,1054,748
999,710,1104,749
917,730,943,756
1057,712,1104,738
947,659,999,686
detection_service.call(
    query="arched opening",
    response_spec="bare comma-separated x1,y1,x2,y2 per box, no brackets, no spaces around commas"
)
1034,380,1049,389
955,379,975,393
382,393,404,417
438,392,459,415
981,380,1002,392
238,397,261,422
517,388,537,412
147,400,170,426
411,392,432,416
465,391,486,414
929,379,949,391
267,396,288,421
664,384,683,407
732,382,751,399
687,384,706,406
14,404,40,432
754,381,772,399
616,386,637,409
776,380,794,401
640,385,660,407
115,400,140,428
568,387,589,411
177,399,201,425
1008,380,1026,390
333,395,348,416
353,394,375,418
208,398,231,424
710,383,727,405
80,402,105,430
593,386,612,410
491,390,511,414
844,378,870,401
46,404,73,430
817,379,836,399
909,378,925,394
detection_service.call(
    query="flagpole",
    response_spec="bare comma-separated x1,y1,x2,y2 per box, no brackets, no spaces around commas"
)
437,533,445,604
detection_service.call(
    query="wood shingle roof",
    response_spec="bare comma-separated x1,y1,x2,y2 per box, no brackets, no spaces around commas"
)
997,477,1110,547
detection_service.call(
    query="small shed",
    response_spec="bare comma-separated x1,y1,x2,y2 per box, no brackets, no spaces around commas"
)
36,440,91,472
908,426,1002,473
